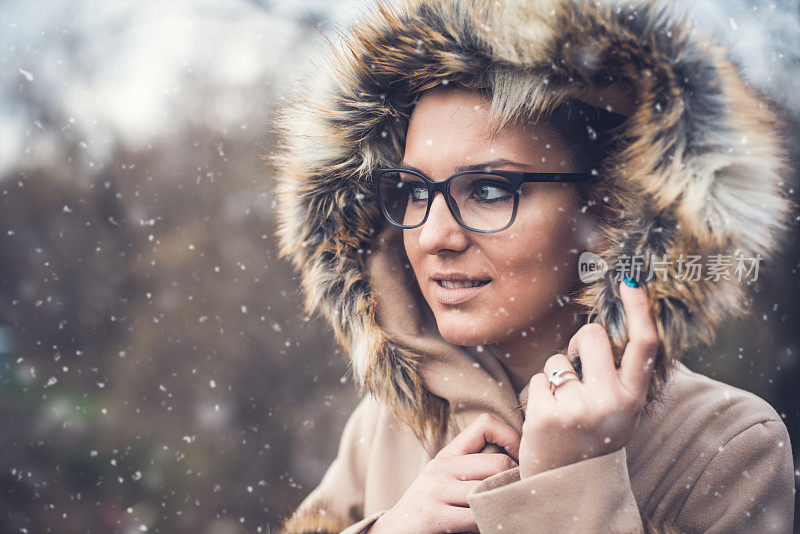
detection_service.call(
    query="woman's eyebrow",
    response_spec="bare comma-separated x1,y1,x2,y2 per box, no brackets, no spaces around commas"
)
397,158,531,175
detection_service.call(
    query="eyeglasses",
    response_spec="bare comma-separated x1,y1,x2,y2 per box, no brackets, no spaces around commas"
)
372,168,598,233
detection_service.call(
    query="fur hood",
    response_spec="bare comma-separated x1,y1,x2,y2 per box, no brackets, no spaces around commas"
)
272,0,792,447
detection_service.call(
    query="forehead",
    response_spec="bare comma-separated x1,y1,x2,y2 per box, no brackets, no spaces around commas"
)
404,87,569,172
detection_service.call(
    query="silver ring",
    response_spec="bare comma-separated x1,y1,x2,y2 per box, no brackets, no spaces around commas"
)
548,368,580,392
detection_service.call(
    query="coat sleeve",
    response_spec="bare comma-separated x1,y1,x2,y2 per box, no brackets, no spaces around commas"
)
466,419,795,534
466,447,644,533
279,394,388,534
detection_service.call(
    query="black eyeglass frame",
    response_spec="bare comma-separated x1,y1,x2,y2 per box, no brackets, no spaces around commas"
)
372,168,599,234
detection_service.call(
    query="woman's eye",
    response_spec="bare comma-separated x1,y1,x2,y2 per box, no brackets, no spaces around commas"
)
472,181,512,201
404,182,428,202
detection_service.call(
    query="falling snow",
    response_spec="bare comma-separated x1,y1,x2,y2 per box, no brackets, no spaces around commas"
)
0,0,796,533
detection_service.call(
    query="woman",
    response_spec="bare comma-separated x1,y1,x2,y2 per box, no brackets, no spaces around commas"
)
273,0,795,532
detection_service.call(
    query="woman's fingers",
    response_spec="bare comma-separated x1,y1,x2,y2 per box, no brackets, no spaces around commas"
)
618,281,659,399
567,322,617,388
437,452,518,482
540,354,581,396
527,372,556,413
439,506,480,533
563,282,658,400
436,413,521,463
417,477,482,506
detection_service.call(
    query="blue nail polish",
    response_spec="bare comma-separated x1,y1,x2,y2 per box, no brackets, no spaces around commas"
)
622,275,640,288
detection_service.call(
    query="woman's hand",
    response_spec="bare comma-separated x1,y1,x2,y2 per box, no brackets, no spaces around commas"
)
368,413,521,534
518,280,658,479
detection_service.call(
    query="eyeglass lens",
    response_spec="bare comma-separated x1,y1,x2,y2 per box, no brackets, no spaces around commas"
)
378,171,516,232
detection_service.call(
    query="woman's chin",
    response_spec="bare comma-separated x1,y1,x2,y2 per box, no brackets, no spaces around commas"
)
436,319,498,347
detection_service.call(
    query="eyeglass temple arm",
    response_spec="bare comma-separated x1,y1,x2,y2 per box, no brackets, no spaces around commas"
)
519,172,598,183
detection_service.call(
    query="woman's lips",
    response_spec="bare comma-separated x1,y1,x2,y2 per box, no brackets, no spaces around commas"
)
431,279,490,305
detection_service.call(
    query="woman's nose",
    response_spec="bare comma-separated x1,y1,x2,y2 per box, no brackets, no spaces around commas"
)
417,192,469,254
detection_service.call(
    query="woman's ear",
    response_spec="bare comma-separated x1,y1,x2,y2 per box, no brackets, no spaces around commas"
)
577,208,609,255
573,184,610,255
585,223,609,255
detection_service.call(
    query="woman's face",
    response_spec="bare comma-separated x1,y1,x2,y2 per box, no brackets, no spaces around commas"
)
402,87,593,347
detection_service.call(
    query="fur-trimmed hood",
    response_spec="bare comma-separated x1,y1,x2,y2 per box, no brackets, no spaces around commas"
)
272,0,792,449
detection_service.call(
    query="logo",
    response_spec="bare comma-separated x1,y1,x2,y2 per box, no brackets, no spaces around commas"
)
578,251,608,283
576,251,762,284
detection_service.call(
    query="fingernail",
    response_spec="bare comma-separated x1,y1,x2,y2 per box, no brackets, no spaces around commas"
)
622,275,640,288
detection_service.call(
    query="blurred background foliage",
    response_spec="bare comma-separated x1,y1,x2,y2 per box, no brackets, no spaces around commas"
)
0,1,797,532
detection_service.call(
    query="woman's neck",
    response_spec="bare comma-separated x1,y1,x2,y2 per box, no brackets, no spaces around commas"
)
487,300,586,394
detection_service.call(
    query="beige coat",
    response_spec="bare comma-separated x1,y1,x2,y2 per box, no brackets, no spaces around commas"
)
284,365,794,533
271,0,796,531
279,240,795,533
